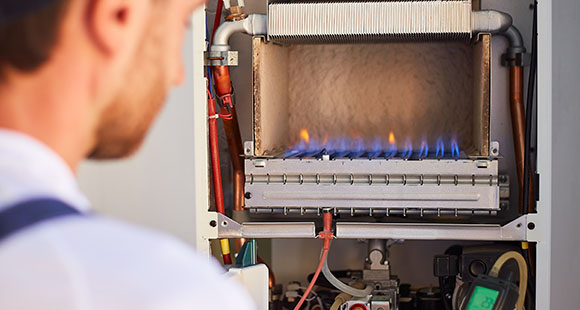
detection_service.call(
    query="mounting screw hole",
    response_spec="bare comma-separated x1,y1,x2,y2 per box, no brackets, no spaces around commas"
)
222,221,228,227
245,192,253,199
209,220,217,227
492,148,498,155
528,222,536,230
516,223,522,228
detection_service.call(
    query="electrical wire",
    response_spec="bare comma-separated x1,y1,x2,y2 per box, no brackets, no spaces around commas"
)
298,287,320,302
489,251,528,310
293,248,328,310
205,13,232,265
293,212,334,310
522,0,537,214
521,3,538,305
211,0,224,44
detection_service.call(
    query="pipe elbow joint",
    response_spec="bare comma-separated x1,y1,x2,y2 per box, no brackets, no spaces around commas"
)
472,10,512,34
501,25,526,58
211,14,268,52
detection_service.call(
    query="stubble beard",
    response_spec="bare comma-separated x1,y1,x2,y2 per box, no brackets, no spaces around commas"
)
88,23,168,160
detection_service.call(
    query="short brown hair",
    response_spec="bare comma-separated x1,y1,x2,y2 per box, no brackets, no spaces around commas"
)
0,0,70,81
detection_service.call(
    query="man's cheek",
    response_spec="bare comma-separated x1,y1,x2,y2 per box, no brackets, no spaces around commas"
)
173,57,185,86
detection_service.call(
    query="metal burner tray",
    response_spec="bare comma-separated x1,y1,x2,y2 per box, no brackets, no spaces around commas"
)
245,158,501,214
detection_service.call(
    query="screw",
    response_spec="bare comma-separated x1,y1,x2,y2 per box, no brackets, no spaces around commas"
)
245,192,253,199
528,222,536,230
209,220,217,227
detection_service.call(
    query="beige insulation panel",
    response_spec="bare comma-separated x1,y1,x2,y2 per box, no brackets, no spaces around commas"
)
252,36,490,157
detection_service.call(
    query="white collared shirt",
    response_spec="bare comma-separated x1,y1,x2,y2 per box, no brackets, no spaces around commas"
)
0,129,255,310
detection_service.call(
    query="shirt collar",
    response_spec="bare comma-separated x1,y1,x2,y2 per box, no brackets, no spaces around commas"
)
0,129,90,212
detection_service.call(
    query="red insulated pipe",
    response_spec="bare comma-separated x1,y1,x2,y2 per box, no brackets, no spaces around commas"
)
207,95,226,215
211,0,224,44
212,66,233,97
207,90,231,265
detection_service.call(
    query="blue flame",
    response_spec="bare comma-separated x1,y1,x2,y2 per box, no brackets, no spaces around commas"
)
451,139,460,159
385,142,397,158
436,138,445,158
285,133,462,160
367,137,383,158
418,139,429,159
350,138,365,158
401,138,413,159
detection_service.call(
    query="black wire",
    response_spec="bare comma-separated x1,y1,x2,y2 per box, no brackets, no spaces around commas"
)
522,1,538,214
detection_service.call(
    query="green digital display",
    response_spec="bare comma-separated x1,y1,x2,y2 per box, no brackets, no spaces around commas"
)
467,286,500,310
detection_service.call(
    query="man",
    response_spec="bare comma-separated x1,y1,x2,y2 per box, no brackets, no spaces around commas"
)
0,0,255,309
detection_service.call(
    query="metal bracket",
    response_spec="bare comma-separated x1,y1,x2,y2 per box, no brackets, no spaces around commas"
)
216,213,534,241
217,213,316,239
336,215,530,241
204,50,239,66
489,141,500,158
244,141,254,157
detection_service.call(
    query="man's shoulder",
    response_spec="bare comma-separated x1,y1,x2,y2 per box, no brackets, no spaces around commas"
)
0,215,256,310
19,214,222,278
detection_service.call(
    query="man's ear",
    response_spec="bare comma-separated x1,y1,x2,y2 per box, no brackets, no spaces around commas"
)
87,0,148,55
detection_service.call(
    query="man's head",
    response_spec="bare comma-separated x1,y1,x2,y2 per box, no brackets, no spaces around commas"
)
0,0,204,166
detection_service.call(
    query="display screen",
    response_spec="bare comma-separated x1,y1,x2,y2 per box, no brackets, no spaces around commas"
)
467,286,500,310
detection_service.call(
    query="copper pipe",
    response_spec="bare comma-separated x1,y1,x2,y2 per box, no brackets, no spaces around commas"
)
509,65,526,214
509,65,536,213
221,105,247,250
213,66,276,288
213,65,247,248
213,65,233,97
213,65,245,215
220,105,245,210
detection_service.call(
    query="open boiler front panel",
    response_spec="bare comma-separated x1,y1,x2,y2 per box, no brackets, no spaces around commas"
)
202,1,541,309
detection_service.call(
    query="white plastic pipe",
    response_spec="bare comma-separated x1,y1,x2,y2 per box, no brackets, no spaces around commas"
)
211,14,267,52
321,254,373,297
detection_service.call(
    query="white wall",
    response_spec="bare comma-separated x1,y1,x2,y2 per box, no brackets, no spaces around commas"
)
78,27,200,246
550,0,580,308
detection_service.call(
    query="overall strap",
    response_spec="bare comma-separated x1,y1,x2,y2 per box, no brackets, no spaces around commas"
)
0,199,81,242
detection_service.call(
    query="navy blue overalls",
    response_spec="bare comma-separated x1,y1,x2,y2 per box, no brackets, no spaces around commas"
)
0,199,80,242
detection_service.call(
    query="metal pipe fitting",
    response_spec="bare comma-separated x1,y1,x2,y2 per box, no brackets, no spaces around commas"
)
472,10,512,34
500,25,526,58
211,14,267,52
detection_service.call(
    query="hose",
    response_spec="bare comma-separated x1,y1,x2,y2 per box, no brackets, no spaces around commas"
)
210,0,224,44
488,251,528,310
206,84,232,265
293,212,334,310
330,282,366,310
321,247,373,297
294,248,329,310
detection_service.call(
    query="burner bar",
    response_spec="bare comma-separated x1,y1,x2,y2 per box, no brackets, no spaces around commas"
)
245,158,500,212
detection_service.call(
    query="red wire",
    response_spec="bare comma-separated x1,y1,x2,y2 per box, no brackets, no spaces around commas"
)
294,212,333,310
207,92,225,215
208,0,232,265
211,0,224,44
293,249,329,310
